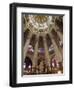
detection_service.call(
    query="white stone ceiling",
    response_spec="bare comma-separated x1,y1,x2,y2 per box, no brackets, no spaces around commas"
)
28,15,53,30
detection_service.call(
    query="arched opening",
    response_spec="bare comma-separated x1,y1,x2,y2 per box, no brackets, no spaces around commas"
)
38,36,44,48
38,36,45,61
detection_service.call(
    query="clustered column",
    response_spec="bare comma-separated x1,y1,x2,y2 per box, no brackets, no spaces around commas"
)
32,35,39,73
43,35,51,72
23,32,32,59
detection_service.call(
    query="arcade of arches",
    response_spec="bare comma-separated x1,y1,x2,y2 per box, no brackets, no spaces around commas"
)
22,14,63,75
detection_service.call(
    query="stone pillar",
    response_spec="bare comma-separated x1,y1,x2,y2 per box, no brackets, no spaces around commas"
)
43,36,50,68
23,32,32,59
32,35,39,73
49,33,62,62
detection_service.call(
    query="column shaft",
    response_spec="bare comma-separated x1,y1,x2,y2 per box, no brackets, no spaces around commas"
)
43,37,50,66
32,35,39,73
32,36,39,67
23,32,32,59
